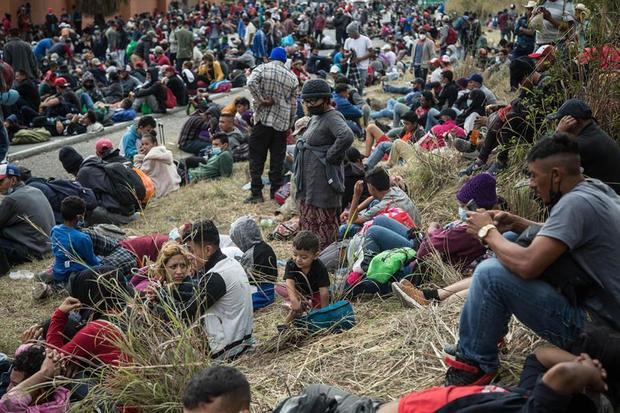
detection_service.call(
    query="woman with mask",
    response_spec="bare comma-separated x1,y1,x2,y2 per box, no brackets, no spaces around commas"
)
294,79,354,249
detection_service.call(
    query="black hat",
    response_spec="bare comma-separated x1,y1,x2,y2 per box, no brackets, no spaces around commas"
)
509,57,536,88
547,99,593,120
401,111,419,124
345,147,365,163
59,146,84,176
435,108,457,120
301,79,332,99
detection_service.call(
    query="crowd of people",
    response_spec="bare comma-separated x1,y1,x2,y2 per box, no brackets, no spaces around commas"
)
1,0,620,412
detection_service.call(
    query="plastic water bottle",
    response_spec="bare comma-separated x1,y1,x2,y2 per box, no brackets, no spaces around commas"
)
9,270,35,280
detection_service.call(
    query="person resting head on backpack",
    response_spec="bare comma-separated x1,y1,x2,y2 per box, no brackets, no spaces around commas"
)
182,365,250,413
275,231,330,324
188,133,233,183
133,133,182,198
0,346,69,412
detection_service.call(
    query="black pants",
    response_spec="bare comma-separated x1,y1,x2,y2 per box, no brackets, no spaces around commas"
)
479,112,534,165
249,123,286,197
0,237,32,276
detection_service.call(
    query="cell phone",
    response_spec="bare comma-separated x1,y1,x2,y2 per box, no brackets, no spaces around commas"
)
466,199,478,212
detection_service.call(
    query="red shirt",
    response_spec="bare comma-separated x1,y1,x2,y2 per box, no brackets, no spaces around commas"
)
399,385,509,413
47,309,124,366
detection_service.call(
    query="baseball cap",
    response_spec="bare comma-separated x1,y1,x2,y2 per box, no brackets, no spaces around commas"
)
0,163,20,180
292,116,311,136
547,99,593,120
435,108,457,120
528,44,554,59
441,55,451,63
95,138,114,154
329,65,341,74
467,73,484,84
54,77,69,87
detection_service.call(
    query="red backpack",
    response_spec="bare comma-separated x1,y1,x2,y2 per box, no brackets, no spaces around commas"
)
446,27,458,45
163,85,177,109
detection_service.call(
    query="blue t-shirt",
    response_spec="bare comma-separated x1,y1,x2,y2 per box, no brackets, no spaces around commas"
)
413,43,424,66
51,225,102,281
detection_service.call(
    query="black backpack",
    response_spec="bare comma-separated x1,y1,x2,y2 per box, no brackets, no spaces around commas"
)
232,143,250,162
26,177,98,224
101,162,145,210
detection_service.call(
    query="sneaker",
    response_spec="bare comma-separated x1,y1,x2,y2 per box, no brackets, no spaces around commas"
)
486,161,506,177
243,194,264,204
445,356,496,386
391,279,430,309
458,159,485,177
32,282,52,300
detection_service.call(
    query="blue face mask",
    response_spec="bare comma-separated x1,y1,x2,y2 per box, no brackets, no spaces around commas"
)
211,147,222,156
458,207,468,221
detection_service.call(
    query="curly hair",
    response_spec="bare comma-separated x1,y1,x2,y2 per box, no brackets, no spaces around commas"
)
13,345,46,378
151,241,193,284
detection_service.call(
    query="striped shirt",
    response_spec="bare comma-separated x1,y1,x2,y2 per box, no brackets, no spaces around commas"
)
535,0,575,45
247,61,298,132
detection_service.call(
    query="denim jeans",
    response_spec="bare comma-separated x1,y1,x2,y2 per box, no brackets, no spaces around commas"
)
392,102,412,129
457,257,586,373
80,93,95,111
370,98,397,120
366,141,393,169
358,68,368,95
383,84,412,95
363,215,413,254
425,107,440,131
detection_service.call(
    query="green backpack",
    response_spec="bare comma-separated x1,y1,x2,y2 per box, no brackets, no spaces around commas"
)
366,248,416,284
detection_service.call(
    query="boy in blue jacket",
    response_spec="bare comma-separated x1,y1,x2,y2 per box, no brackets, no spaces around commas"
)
119,115,156,160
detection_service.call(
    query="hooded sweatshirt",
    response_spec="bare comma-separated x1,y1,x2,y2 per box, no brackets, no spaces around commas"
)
134,68,166,111
229,216,278,285
134,146,181,198
119,124,140,159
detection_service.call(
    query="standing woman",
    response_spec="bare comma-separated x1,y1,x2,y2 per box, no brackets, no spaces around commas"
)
294,79,354,249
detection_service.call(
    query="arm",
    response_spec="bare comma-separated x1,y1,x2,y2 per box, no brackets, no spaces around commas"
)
324,113,355,164
219,152,233,177
78,234,102,267
246,65,264,103
199,272,227,310
318,287,329,309
285,278,302,311
214,62,224,81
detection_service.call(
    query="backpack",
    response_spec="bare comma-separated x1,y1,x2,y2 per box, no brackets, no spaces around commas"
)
366,248,416,284
132,167,156,206
163,85,177,109
102,162,146,210
207,80,232,93
274,384,376,413
446,27,458,45
232,142,250,162
26,178,97,224
294,300,356,333
269,217,300,241
12,128,51,144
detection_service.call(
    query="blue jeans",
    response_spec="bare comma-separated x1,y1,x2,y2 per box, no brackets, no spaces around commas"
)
338,200,380,239
392,102,412,129
364,215,413,254
370,98,397,120
80,93,95,111
383,84,412,94
457,257,586,373
425,107,440,131
366,141,393,169
0,124,9,163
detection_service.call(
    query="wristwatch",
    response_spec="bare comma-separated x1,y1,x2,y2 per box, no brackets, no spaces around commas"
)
478,224,497,240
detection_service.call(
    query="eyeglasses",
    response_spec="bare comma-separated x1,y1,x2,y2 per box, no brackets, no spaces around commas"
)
303,98,321,105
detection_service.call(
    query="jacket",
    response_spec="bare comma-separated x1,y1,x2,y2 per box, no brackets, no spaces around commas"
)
120,125,141,159
332,93,363,120
0,387,70,413
412,38,436,69
134,146,181,198
76,156,134,215
0,183,54,257
3,37,39,79
199,255,254,357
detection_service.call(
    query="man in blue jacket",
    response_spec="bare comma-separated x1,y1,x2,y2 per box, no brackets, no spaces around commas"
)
332,83,363,121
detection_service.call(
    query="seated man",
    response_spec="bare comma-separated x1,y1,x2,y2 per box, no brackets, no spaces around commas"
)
446,135,620,386
217,113,247,151
339,167,421,239
183,220,254,360
332,83,363,121
182,365,250,413
365,111,425,169
0,164,55,275
177,109,212,155
188,133,234,182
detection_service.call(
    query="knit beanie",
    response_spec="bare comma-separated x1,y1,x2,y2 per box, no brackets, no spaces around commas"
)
269,47,287,63
346,22,359,34
301,79,332,99
456,173,497,209
59,146,84,176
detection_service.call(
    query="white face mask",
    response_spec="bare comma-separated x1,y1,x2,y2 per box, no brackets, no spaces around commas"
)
466,99,473,107
458,207,468,221
419,34,426,40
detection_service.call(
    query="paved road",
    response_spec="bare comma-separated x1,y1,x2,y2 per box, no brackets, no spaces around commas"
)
14,89,250,179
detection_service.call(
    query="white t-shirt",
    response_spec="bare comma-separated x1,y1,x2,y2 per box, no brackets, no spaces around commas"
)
344,35,372,70
430,67,443,83
244,22,257,47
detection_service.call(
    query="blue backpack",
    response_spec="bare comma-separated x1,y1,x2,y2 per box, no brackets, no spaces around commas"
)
294,300,356,333
26,178,98,224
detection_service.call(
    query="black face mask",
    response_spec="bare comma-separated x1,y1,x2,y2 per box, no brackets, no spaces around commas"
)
307,106,325,116
547,172,563,208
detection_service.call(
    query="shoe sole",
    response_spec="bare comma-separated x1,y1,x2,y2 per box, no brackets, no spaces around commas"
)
391,282,425,309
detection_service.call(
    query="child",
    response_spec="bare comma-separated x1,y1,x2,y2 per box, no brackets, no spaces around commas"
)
281,231,330,323
47,196,101,287
119,115,156,160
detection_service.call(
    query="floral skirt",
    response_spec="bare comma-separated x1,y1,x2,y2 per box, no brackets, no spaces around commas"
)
298,200,340,251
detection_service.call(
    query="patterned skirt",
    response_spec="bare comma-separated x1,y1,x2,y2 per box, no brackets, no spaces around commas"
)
298,200,340,251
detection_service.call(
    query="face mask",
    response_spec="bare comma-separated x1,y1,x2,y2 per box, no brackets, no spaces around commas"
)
308,106,325,116
419,35,426,40
466,99,473,107
211,147,222,156
458,207,468,221
547,172,563,208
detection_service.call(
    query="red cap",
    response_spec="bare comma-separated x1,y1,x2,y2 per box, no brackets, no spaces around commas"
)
48,8,53,13
44,70,56,81
95,138,113,154
54,77,69,87
528,45,554,59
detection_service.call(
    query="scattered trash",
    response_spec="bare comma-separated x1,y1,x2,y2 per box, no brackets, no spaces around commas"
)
9,270,35,280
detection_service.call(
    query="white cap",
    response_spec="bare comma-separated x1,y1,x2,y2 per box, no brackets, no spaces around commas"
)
523,1,538,8
381,44,391,51
330,65,340,74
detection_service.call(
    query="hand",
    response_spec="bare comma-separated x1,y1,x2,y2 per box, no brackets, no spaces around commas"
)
145,280,162,302
465,211,494,237
58,297,81,314
541,7,552,21
340,210,350,223
261,97,275,107
290,299,302,312
555,115,578,134
21,325,44,343
488,210,516,233
426,222,441,234
351,57,359,64
41,349,65,378
353,180,365,199
474,116,488,128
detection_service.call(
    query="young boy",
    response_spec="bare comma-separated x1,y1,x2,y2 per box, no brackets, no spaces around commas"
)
188,133,234,182
283,231,330,323
49,196,101,286
119,115,156,160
